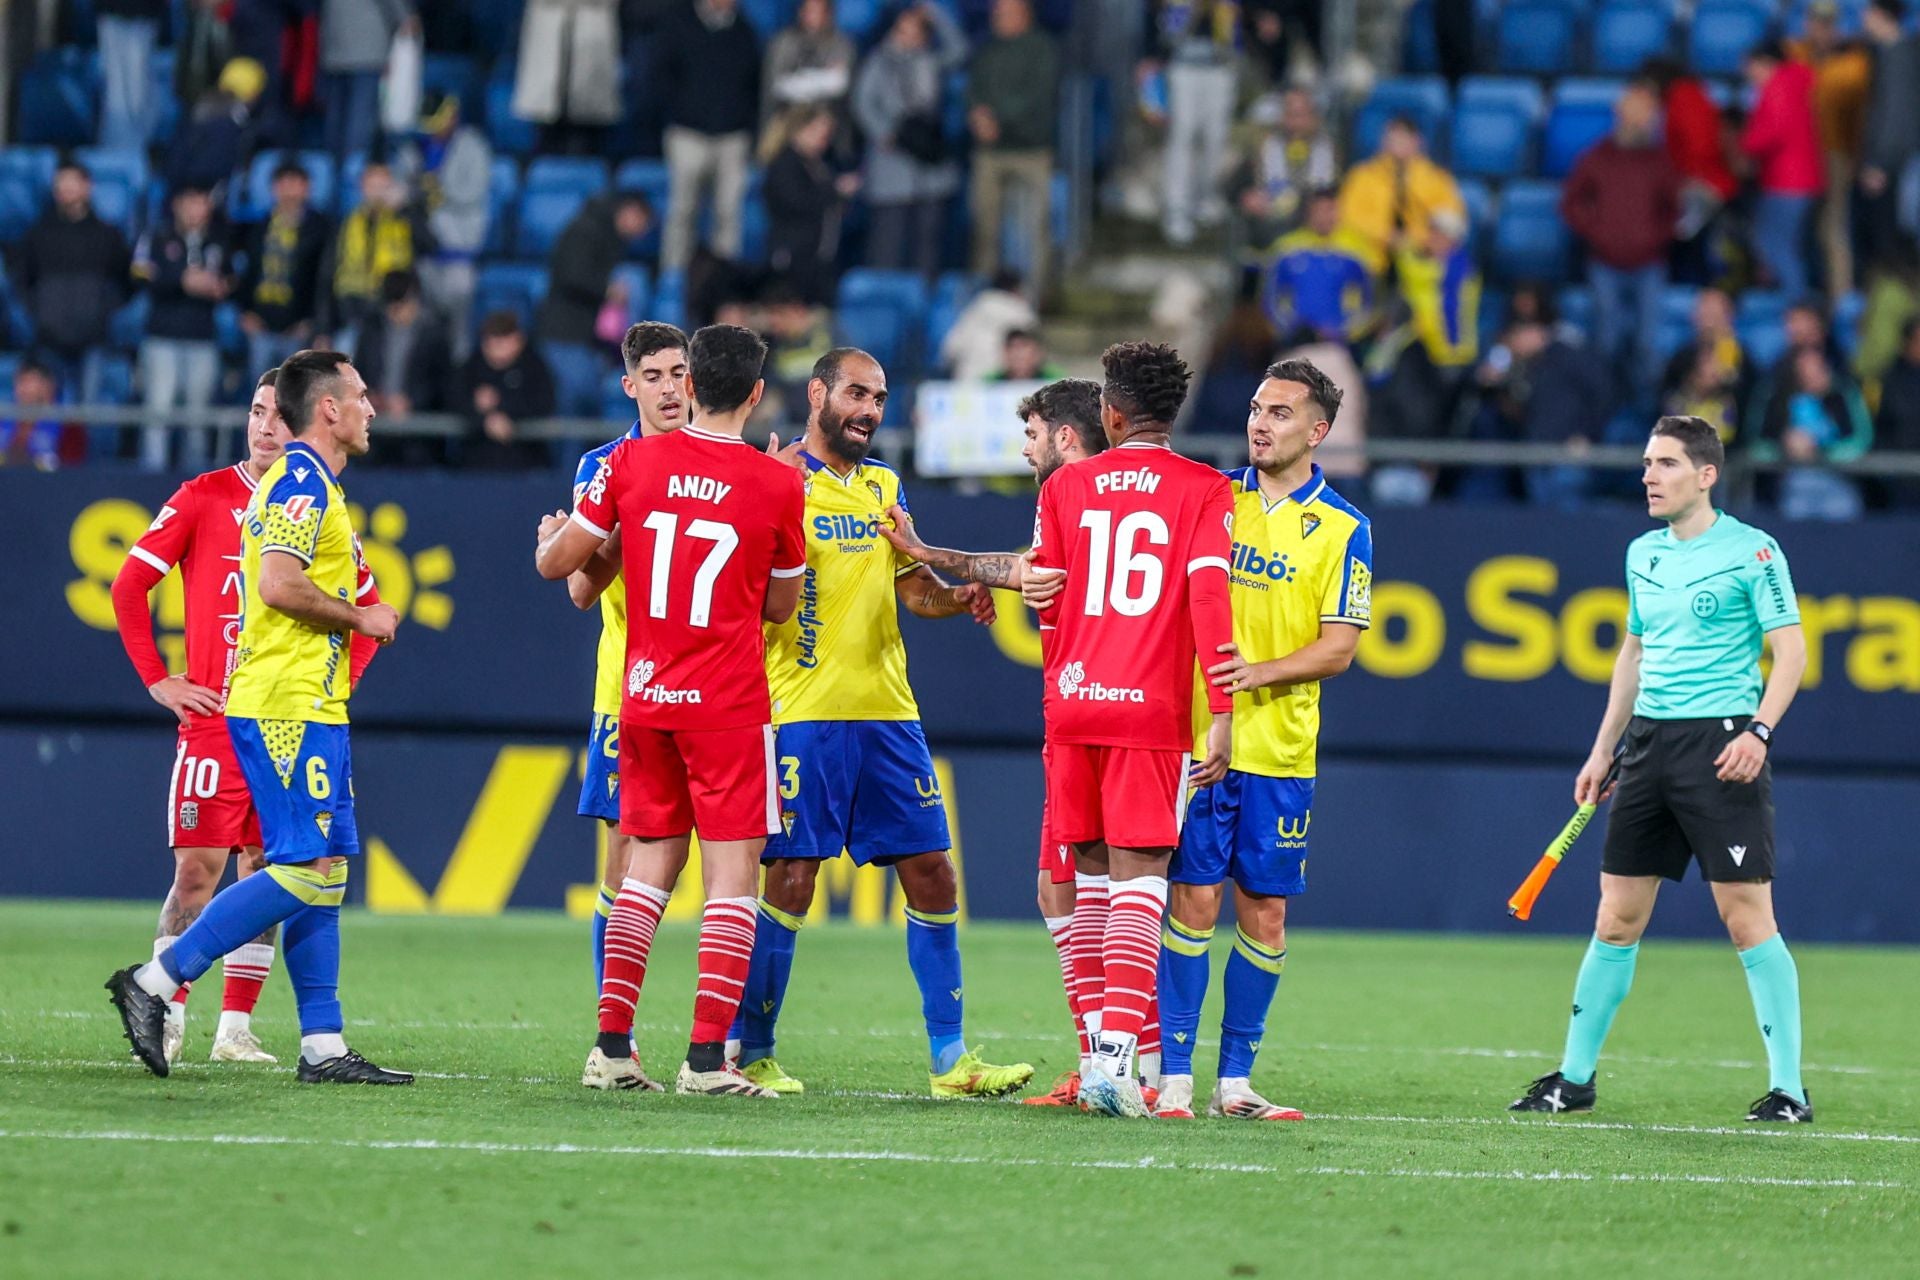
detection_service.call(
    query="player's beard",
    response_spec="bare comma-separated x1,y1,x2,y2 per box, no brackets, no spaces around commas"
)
819,402,878,465
1254,436,1311,477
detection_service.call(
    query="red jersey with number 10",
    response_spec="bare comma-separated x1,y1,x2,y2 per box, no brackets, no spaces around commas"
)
1031,440,1236,750
571,424,808,731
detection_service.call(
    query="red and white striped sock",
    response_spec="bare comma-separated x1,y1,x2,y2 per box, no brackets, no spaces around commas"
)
1071,874,1109,1044
1095,875,1169,1073
598,879,672,1038
220,942,274,1016
1044,913,1089,1060
1137,989,1162,1086
691,896,758,1044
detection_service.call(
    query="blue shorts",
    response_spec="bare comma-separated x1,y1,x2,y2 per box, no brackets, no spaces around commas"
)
227,717,359,864
763,720,952,866
1171,770,1314,897
577,712,621,823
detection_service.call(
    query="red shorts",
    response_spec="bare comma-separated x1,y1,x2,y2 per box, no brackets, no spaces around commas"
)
1044,742,1190,851
168,720,262,851
619,721,779,842
1037,745,1074,884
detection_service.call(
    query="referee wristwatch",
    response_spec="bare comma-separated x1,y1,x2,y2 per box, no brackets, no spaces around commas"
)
1745,720,1773,747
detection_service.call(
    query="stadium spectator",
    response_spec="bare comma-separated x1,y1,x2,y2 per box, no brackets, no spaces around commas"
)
988,328,1065,382
320,0,417,170
854,2,970,278
1741,40,1824,302
763,285,835,414
1561,79,1681,402
1189,290,1281,434
967,0,1059,293
1874,317,1920,504
357,269,455,466
0,361,84,469
1229,88,1339,251
1761,345,1872,520
1643,57,1738,286
457,310,556,471
1152,0,1242,246
164,57,269,204
1860,0,1920,276
1488,314,1614,507
1336,115,1465,275
940,269,1039,380
97,0,166,151
512,0,623,155
1660,287,1753,448
1789,1,1872,296
1369,210,1479,497
1245,0,1322,84
1261,188,1373,346
1855,241,1919,392
392,90,493,359
764,106,856,307
656,0,762,270
14,162,131,408
322,161,425,345
762,0,856,128
239,159,334,377
1755,300,1846,431
132,185,230,471
537,191,654,417
175,0,236,106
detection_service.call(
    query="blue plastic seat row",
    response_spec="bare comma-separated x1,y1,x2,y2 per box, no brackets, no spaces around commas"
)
1357,76,1645,180
1404,0,1774,78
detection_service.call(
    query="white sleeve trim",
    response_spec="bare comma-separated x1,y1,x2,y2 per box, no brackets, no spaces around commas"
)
569,510,612,540
1320,614,1370,629
128,546,173,575
356,576,377,599
260,544,314,566
1188,556,1231,575
770,563,807,579
894,562,922,578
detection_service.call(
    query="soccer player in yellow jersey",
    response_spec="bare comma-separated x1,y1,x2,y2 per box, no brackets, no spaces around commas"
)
727,347,1034,1099
1154,358,1372,1121
107,351,412,1085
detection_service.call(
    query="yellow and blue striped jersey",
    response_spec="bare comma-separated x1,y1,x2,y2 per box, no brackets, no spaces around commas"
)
226,441,359,724
763,452,922,723
1192,464,1372,778
574,424,642,718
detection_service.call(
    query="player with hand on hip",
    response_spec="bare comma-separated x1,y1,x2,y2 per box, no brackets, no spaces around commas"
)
1510,416,1812,1122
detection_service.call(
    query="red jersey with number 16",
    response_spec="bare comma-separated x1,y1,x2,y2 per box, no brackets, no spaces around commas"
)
571,424,808,731
1031,440,1236,750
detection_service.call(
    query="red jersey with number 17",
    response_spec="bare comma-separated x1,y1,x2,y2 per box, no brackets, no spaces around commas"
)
571,424,808,731
1031,440,1236,750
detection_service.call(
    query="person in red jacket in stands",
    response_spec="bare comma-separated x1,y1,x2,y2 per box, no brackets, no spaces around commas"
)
1741,39,1825,300
1643,57,1738,286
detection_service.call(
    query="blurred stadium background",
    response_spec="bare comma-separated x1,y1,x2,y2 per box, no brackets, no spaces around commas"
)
2,0,1916,943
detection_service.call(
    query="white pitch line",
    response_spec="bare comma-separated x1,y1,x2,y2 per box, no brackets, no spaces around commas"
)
1300,1166,1903,1190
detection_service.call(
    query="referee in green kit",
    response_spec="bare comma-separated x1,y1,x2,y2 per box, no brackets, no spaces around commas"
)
1511,416,1813,1123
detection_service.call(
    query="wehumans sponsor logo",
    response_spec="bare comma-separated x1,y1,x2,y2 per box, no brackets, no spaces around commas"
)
1055,660,1145,703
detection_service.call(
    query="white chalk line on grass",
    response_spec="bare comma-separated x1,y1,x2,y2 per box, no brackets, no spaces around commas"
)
1300,1166,1903,1189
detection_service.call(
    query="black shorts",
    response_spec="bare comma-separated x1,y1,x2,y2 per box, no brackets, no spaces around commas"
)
1601,716,1775,883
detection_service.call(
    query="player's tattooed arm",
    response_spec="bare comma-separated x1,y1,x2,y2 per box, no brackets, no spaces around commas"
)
895,564,997,625
258,550,398,641
877,503,1024,587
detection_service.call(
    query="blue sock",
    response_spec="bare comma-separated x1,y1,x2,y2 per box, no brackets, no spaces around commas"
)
1218,928,1284,1081
163,864,310,984
1559,936,1640,1086
736,901,803,1066
591,885,615,994
1740,933,1805,1103
905,906,965,1073
1158,918,1215,1077
282,899,343,1036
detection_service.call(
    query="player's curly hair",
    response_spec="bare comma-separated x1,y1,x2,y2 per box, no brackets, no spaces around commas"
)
1100,341,1191,429
1264,358,1344,426
1017,378,1106,456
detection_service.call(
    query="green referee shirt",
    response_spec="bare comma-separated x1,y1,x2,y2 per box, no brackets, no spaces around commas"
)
1625,511,1799,720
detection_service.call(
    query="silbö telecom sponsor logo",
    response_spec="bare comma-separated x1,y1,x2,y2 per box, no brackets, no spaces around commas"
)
1055,661,1144,703
628,658,702,705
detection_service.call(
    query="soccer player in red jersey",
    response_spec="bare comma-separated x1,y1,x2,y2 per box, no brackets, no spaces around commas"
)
110,369,382,1066
537,324,808,1097
1026,342,1235,1118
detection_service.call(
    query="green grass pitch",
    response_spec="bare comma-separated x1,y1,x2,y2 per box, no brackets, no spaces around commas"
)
0,901,1913,1279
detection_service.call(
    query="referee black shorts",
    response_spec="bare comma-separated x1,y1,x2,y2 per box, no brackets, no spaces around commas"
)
1601,716,1775,883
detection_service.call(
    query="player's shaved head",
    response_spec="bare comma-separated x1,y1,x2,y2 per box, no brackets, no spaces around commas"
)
688,323,767,415
1100,341,1191,436
256,367,280,393
274,349,353,435
811,346,879,393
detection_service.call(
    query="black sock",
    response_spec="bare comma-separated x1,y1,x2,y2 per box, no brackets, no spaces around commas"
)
597,1032,631,1060
686,1040,724,1073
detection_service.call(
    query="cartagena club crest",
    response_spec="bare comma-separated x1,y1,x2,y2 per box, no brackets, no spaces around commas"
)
627,659,656,695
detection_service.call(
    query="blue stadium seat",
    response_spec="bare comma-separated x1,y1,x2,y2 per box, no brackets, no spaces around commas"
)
1450,78,1545,180
1735,289,1788,333
526,156,610,197
1458,178,1496,259
150,48,178,148
742,0,796,36
517,157,609,258
834,270,931,375
609,264,654,329
75,149,150,238
484,157,521,256
835,0,889,40
1351,77,1451,159
1689,0,1772,77
650,270,687,331
1833,290,1865,357
231,150,337,223
422,53,480,111
1655,284,1699,362
93,352,135,406
214,303,245,355
1735,289,1790,369
614,159,672,259
1556,284,1595,337
473,263,550,336
926,272,983,370
485,76,537,156
1497,0,1582,76
1492,181,1572,283
16,49,98,147
108,293,149,350
1786,0,1866,37
1402,0,1441,73
1591,0,1673,73
0,160,49,243
1543,79,1623,179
